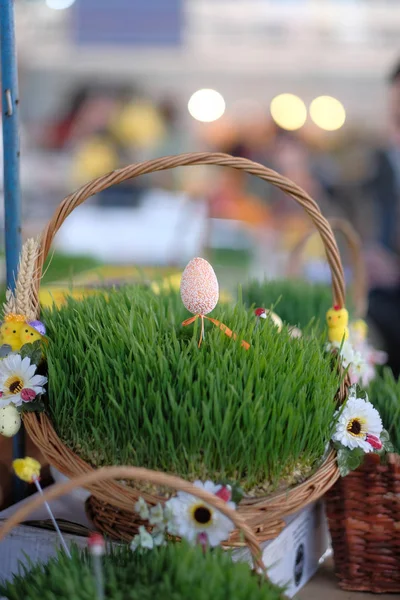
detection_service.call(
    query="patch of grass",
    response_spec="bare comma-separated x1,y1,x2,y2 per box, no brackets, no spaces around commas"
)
241,279,334,331
43,286,340,492
0,543,286,600
368,368,400,454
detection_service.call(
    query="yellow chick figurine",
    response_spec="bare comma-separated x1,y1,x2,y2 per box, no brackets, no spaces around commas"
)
20,323,44,346
326,305,349,343
0,314,27,351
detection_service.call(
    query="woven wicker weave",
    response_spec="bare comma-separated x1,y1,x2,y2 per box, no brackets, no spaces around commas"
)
325,453,400,593
21,152,348,544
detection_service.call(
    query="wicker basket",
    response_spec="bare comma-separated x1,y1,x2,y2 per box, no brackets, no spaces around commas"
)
22,152,348,545
0,466,265,573
325,453,400,593
287,216,367,319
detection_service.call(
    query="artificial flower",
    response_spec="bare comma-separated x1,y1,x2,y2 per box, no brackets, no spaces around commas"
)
365,433,382,450
135,497,150,520
130,525,154,552
165,480,235,547
149,503,165,526
329,340,370,386
151,526,167,546
0,354,47,408
348,320,388,386
13,457,41,482
332,395,383,452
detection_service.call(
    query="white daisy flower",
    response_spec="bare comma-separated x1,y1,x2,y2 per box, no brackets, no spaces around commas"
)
0,354,47,408
165,480,236,547
332,396,383,452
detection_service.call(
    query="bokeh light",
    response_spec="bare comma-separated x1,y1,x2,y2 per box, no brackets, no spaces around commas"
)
270,94,307,131
310,96,346,131
46,0,76,9
188,89,226,123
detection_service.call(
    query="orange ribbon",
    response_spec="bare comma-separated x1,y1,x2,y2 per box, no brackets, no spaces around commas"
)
182,314,250,350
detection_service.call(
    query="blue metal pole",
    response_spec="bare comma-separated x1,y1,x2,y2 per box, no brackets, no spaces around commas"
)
0,0,25,502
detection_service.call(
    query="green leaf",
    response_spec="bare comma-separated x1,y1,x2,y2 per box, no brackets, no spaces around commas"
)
378,429,395,453
355,384,368,401
20,340,43,366
218,479,244,504
17,398,46,414
337,447,364,477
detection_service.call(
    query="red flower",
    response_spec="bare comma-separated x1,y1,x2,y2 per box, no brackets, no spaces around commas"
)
366,434,382,450
215,485,232,503
21,388,36,402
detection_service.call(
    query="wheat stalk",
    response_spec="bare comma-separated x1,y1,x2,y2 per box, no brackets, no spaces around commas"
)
3,238,41,321
3,288,17,316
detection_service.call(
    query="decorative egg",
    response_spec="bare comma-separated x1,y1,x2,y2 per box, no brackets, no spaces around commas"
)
180,257,219,315
0,404,21,437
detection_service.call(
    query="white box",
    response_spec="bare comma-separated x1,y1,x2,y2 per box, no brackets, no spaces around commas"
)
232,502,331,598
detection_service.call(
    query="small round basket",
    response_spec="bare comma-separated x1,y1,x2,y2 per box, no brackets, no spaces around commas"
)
21,152,348,545
0,466,265,572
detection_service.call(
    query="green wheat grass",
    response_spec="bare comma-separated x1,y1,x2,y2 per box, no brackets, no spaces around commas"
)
43,286,340,492
0,543,285,600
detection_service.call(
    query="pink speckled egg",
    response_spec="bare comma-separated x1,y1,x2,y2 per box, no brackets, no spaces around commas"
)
180,257,219,315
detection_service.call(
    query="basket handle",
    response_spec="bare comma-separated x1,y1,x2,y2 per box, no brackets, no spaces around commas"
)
32,153,345,309
286,217,366,318
0,465,265,571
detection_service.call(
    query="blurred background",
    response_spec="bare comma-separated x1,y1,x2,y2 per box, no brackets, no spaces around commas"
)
0,0,400,352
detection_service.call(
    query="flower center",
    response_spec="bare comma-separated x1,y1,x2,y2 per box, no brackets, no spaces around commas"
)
192,504,212,526
5,376,23,395
347,417,365,437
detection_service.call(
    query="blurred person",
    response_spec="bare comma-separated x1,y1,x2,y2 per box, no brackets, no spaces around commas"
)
366,60,400,377
365,62,400,285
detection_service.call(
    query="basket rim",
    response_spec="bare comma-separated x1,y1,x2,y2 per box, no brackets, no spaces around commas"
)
23,410,342,545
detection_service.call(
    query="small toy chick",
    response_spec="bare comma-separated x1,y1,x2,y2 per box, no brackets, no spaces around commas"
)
326,305,349,343
0,314,27,351
20,321,46,346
